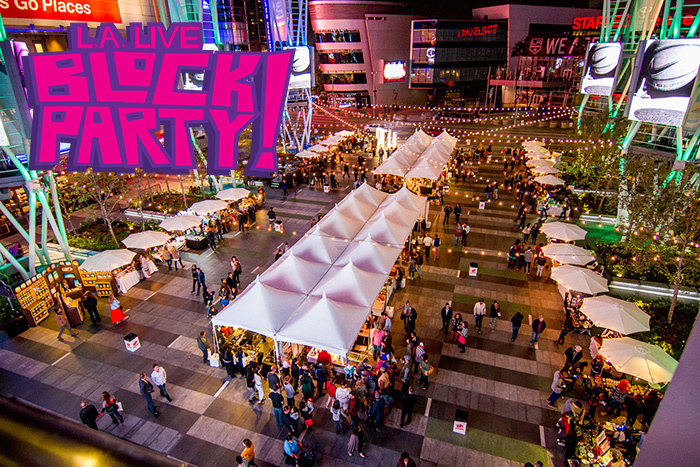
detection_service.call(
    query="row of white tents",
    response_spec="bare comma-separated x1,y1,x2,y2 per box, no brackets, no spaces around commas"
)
212,183,426,356
373,129,459,180
296,130,355,158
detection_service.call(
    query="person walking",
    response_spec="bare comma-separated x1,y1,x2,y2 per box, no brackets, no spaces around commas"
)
54,303,77,341
461,222,470,246
150,364,173,402
191,265,199,294
108,293,127,324
511,311,524,341
400,386,417,427
432,234,441,261
422,233,432,260
82,291,101,326
530,315,547,344
241,438,255,465
453,203,462,224
269,385,285,426
169,244,183,270
473,298,486,334
522,223,532,243
253,367,265,405
162,243,172,270
416,252,423,278
283,433,300,464
139,373,159,417
100,391,123,426
369,392,386,431
546,369,568,408
534,254,546,277
450,312,463,342
454,223,462,245
442,204,452,225
79,401,99,430
489,301,501,333
457,321,469,352
523,247,533,274
206,228,216,251
331,400,346,434
347,425,367,458
418,354,431,390
267,207,277,229
197,331,210,363
400,355,412,394
440,302,452,333
196,267,206,296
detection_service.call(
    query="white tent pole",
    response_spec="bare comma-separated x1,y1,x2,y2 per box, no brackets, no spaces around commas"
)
212,322,219,354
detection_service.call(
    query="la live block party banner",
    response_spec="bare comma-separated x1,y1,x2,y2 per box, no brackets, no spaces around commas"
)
23,23,295,176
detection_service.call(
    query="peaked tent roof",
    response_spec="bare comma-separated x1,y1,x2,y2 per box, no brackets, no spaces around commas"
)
334,239,402,274
311,208,366,240
211,279,306,336
352,183,389,207
310,263,386,307
357,212,413,246
290,234,348,264
259,251,331,294
335,195,379,223
275,295,371,355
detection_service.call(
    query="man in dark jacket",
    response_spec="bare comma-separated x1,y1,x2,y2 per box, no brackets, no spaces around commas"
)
400,386,417,427
510,311,524,341
440,303,452,332
191,265,199,294
197,268,206,296
197,331,210,363
139,373,159,416
79,401,99,430
82,292,100,326
530,315,547,344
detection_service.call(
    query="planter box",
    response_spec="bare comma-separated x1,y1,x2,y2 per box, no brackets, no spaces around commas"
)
0,315,29,338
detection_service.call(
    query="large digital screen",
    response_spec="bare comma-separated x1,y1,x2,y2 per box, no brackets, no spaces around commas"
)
384,61,406,82
626,39,700,126
284,46,314,89
580,42,622,96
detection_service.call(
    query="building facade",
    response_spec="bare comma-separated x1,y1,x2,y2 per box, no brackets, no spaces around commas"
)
309,0,429,107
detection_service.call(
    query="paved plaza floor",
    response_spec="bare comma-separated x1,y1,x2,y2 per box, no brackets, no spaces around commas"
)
0,150,589,466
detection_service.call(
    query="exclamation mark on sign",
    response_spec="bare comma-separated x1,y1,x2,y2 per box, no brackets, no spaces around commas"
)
245,50,294,176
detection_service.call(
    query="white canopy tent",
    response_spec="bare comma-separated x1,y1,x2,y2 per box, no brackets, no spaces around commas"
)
334,130,354,137
523,140,546,148
311,209,366,240
310,262,387,308
319,136,342,146
259,251,330,294
334,239,402,274
336,196,380,223
211,279,307,337
275,295,370,356
404,160,444,180
296,150,320,158
290,234,347,265
352,182,390,207
526,159,554,167
307,144,327,153
530,166,560,174
534,175,566,186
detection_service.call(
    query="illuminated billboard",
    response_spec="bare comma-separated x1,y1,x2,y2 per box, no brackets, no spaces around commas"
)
383,61,406,82
23,23,294,177
626,39,700,126
580,42,622,96
284,46,314,89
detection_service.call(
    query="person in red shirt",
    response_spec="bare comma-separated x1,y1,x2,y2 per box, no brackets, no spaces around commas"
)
317,349,333,378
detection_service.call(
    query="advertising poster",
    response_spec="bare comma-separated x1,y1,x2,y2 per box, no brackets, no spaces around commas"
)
626,39,700,126
284,46,313,89
580,42,622,96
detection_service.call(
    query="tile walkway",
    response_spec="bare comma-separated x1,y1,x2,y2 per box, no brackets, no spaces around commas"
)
0,149,590,466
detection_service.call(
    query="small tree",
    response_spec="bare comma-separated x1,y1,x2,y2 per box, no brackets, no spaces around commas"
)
71,171,127,247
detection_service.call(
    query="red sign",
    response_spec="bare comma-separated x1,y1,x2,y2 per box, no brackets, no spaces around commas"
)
0,0,122,23
573,14,697,31
458,24,498,38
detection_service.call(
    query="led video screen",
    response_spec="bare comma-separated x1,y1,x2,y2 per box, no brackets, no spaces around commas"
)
580,42,622,96
626,39,700,126
384,61,406,82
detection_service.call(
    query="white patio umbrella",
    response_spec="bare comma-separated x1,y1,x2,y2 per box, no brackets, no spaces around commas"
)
122,230,171,249
190,199,229,214
523,140,545,147
307,144,327,153
534,175,565,186
540,222,587,241
526,159,554,167
295,150,319,158
542,243,596,265
159,215,203,232
215,188,251,202
550,265,608,294
599,337,678,384
530,166,560,174
580,296,650,334
79,249,136,272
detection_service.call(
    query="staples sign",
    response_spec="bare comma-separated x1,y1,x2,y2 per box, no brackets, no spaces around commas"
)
23,23,294,176
0,0,122,23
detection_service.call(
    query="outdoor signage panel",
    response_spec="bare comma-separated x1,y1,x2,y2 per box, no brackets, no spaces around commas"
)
523,36,591,57
580,42,622,96
626,39,700,127
383,61,406,82
0,0,122,23
284,46,313,89
23,23,294,177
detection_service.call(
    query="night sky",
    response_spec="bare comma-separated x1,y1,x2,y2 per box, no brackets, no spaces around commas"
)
405,0,598,20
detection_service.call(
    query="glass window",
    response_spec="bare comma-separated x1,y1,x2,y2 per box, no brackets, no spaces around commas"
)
318,51,364,64
315,30,361,43
322,72,368,85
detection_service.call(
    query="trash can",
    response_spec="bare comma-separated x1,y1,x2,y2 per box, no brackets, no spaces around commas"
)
274,220,284,232
124,333,140,352
298,451,316,467
478,201,486,210
453,409,469,434
469,262,478,277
